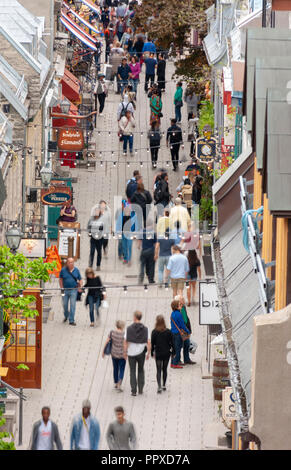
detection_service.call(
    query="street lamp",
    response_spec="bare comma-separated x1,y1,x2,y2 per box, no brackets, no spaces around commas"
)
40,164,53,187
60,100,71,114
6,226,22,253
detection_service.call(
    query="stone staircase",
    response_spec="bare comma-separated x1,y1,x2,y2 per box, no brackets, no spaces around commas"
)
1,394,19,441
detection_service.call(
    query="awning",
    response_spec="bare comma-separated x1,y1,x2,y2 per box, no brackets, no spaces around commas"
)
61,68,81,104
61,11,97,44
60,15,97,51
63,1,101,35
52,96,78,128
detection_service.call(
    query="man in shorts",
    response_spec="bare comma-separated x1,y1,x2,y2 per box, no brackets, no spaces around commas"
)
166,245,189,298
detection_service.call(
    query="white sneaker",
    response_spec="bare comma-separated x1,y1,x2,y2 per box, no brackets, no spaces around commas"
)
99,113,103,117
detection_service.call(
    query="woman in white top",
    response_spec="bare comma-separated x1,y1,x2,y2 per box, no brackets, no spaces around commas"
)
119,110,136,156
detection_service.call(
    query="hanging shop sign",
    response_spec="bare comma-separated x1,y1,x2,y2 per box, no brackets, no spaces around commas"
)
57,128,84,151
222,387,237,420
196,137,217,164
41,187,72,206
199,281,220,325
18,238,46,259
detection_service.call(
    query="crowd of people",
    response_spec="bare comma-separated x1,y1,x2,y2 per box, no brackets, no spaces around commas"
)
31,0,207,451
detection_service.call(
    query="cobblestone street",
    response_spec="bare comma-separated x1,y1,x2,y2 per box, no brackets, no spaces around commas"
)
18,61,217,450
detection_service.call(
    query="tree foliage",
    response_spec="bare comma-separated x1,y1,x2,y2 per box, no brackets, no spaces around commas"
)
132,0,213,94
0,411,15,450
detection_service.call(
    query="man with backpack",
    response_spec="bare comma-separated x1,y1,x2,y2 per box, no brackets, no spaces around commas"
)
126,171,142,201
117,95,135,121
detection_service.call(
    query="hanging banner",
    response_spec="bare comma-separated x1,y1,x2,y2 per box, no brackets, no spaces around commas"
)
199,281,220,325
61,11,97,43
57,128,84,151
79,0,101,16
63,1,101,34
60,16,97,51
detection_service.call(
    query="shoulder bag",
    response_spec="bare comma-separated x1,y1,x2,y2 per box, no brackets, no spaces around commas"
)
66,268,82,301
104,331,112,355
171,315,190,341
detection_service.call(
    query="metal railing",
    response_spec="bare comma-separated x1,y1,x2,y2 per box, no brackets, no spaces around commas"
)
0,378,27,446
239,176,273,314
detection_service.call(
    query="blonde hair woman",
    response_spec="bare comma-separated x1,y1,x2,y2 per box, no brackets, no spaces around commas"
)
102,320,126,392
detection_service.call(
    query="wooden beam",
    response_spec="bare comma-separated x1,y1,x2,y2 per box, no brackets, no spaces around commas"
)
275,218,288,311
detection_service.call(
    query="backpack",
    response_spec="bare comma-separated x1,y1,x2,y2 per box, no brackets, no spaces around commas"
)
120,102,129,118
126,179,137,199
154,180,164,204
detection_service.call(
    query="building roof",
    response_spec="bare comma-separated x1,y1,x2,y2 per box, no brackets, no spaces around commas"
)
0,54,28,120
243,28,291,133
254,57,291,172
265,87,291,215
0,0,50,85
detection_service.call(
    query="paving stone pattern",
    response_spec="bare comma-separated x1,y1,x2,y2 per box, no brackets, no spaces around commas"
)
18,61,217,450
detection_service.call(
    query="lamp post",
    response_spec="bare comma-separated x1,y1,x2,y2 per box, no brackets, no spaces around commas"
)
6,225,22,254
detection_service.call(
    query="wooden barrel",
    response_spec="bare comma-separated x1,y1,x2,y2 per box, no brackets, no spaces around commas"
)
212,358,229,401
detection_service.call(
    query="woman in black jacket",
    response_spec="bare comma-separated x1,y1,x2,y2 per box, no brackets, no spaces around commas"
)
84,268,104,327
151,315,175,393
130,182,152,228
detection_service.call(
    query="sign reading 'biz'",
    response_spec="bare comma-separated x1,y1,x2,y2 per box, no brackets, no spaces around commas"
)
199,281,220,325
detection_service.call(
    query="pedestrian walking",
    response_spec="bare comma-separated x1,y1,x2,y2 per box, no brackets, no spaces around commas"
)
106,406,137,450
84,268,104,327
131,182,152,227
117,57,132,95
119,110,136,156
187,112,199,157
142,37,156,55
192,175,203,205
186,249,201,305
174,81,183,123
132,34,144,61
29,407,62,450
166,245,189,298
155,228,175,285
174,295,196,365
59,258,82,326
125,170,142,201
166,119,183,171
115,16,127,41
149,86,162,129
156,208,170,237
180,178,193,216
170,299,190,369
124,311,151,396
121,27,134,53
184,85,199,120
157,53,166,92
94,72,108,117
151,315,175,392
148,122,161,168
138,219,157,284
102,320,126,391
117,95,135,121
99,200,112,258
169,197,191,232
153,172,170,209
129,55,141,94
144,52,157,92
87,207,107,271
70,400,101,450
116,200,136,264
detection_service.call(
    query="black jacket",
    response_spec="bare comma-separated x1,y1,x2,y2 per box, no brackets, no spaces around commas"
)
157,59,166,78
167,124,182,145
131,190,152,209
84,276,103,305
151,328,175,360
29,420,62,450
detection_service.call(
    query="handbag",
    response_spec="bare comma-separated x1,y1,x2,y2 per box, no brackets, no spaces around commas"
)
175,100,183,107
66,268,82,300
171,315,190,342
187,133,194,142
104,331,112,355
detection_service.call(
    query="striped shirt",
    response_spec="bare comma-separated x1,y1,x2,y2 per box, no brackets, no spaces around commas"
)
111,330,125,359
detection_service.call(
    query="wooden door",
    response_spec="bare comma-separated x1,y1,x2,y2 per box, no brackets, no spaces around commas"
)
2,290,42,389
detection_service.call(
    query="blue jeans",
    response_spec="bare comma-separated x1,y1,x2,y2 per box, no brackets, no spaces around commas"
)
119,79,128,95
63,289,78,323
112,357,126,384
130,78,139,94
183,338,191,363
118,238,123,258
123,135,133,153
122,234,133,262
175,105,182,122
172,333,183,365
88,296,101,323
158,256,170,283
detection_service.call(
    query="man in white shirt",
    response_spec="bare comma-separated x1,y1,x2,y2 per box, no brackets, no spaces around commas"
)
29,407,62,450
124,311,151,396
